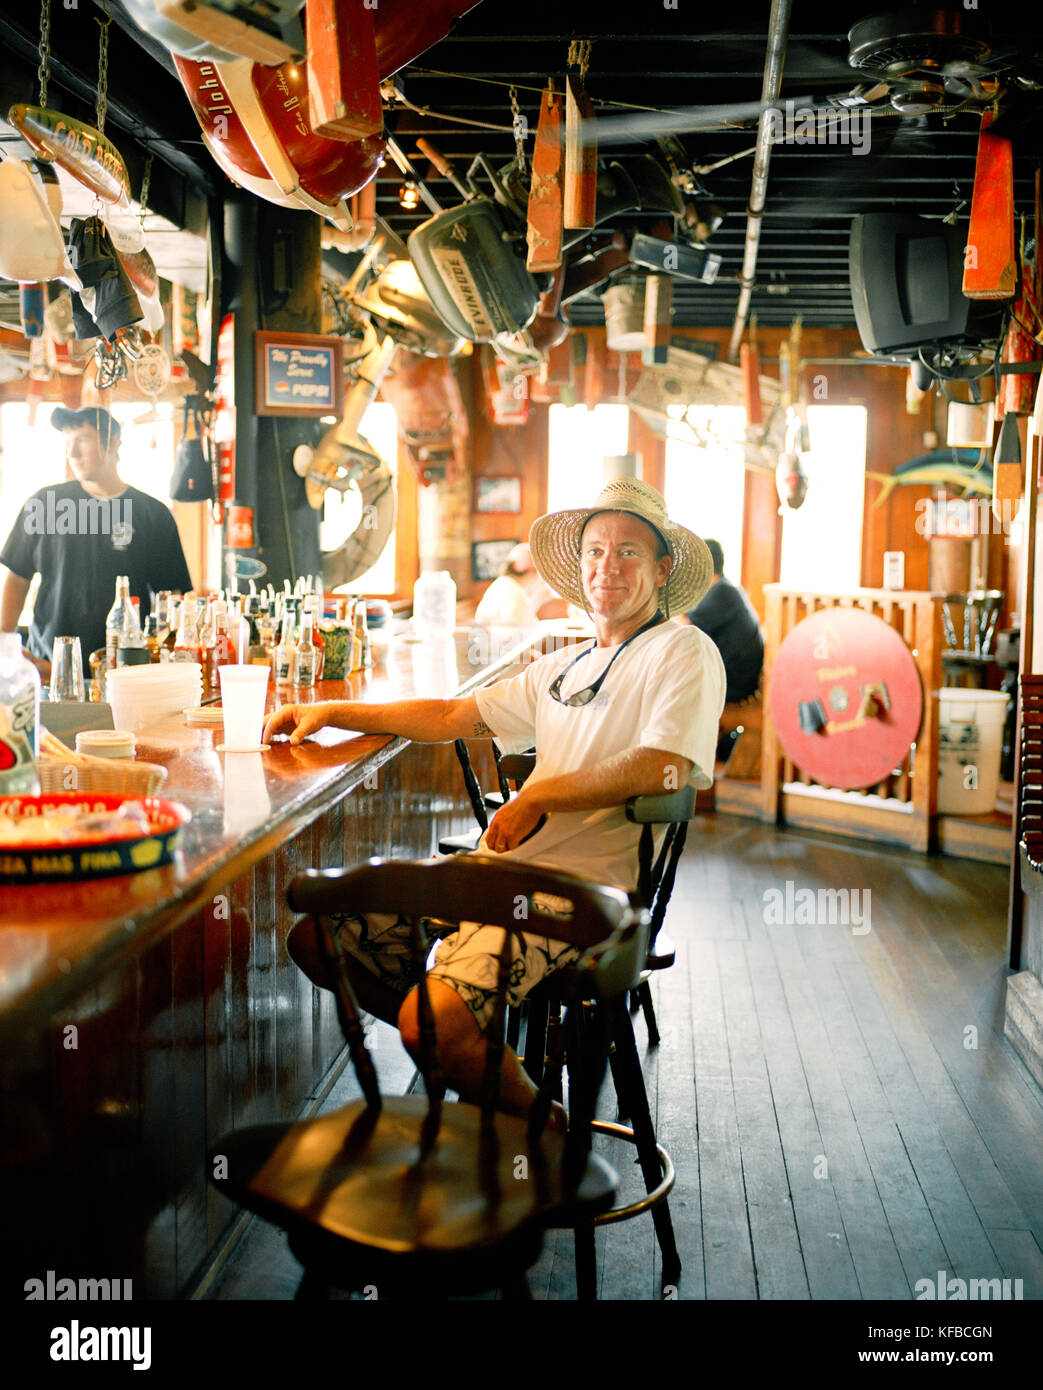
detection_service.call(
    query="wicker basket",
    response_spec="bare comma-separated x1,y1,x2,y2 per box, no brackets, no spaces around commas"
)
38,732,168,796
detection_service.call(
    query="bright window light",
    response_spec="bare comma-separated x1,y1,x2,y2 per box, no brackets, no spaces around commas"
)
322,400,398,596
547,404,629,512
779,405,867,591
664,405,746,591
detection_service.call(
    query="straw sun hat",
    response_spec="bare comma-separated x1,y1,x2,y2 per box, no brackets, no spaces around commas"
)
528,477,713,616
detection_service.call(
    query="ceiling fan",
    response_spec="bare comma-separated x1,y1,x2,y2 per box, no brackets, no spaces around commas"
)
589,5,1043,144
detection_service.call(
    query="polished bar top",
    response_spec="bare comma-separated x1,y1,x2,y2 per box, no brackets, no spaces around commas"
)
0,624,584,1039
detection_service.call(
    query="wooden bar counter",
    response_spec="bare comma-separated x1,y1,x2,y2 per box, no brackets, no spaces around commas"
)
0,627,541,1300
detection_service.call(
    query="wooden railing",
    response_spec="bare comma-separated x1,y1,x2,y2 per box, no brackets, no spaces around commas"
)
760,586,945,852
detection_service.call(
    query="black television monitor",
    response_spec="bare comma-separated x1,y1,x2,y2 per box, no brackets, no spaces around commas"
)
849,213,972,356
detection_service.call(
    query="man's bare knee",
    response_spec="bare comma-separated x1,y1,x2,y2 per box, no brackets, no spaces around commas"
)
398,980,480,1061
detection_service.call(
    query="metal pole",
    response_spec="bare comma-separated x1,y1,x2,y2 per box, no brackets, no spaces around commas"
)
726,0,793,363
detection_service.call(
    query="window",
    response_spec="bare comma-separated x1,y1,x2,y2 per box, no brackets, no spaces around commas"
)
664,405,746,585
547,403,629,511
321,400,398,595
779,405,867,591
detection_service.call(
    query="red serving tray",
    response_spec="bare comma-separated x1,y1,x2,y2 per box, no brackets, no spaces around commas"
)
0,793,191,883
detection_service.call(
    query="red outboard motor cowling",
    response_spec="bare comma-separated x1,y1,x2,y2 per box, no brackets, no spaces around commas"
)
174,54,385,226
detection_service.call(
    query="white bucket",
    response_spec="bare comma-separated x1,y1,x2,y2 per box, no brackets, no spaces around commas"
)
937,689,1010,815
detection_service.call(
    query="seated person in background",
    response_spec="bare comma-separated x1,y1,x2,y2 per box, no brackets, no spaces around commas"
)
473,541,568,625
678,538,764,703
264,479,725,1126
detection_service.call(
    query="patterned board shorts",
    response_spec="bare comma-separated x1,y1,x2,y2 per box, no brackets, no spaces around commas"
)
328,902,582,1033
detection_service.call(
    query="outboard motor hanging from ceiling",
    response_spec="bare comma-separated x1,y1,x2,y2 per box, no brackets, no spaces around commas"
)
407,144,544,344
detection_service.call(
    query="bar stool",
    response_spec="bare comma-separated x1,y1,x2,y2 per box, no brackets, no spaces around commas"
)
213,857,646,1299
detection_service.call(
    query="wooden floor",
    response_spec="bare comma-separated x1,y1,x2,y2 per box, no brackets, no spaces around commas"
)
202,814,1043,1301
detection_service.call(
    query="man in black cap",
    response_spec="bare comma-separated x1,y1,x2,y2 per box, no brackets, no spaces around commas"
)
0,407,192,677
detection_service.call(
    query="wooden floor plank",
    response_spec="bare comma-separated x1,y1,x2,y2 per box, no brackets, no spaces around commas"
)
689,938,758,1299
648,952,706,1301
982,1227,1043,1299
714,939,810,1298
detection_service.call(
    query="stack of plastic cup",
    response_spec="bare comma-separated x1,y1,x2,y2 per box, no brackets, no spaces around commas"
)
105,663,203,733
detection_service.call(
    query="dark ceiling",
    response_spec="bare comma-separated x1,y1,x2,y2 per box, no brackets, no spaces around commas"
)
1,0,1041,333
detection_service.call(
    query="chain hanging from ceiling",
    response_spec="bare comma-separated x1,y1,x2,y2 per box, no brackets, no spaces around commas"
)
95,0,112,134
138,150,153,226
37,0,51,107
508,84,526,172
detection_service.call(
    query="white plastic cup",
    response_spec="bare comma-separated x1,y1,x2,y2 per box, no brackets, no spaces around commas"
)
218,665,270,751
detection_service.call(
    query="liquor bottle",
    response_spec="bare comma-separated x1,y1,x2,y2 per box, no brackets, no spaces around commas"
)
162,596,181,655
154,590,173,645
172,597,202,665
121,595,143,650
296,613,317,688
213,603,236,672
143,615,163,663
105,575,132,669
354,596,372,668
198,599,218,695
0,633,41,795
274,617,296,685
306,596,325,680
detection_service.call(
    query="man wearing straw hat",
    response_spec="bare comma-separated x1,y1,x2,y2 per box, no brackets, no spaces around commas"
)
265,478,725,1123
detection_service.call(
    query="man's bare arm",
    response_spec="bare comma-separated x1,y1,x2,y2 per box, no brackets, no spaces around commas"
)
483,747,694,852
523,747,692,814
0,570,30,633
263,695,493,746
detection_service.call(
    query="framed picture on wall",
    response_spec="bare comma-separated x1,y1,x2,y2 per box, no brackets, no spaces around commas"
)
475,475,522,514
472,538,519,582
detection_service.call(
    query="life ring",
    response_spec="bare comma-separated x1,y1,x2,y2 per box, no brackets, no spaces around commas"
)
321,448,396,590
293,427,396,589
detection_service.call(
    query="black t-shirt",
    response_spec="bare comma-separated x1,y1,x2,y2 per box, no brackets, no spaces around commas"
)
685,575,764,703
0,481,192,661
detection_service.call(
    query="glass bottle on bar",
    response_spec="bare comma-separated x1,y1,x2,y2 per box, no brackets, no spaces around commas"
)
274,616,296,685
105,575,132,670
306,594,325,680
172,596,202,665
212,601,236,673
198,599,218,695
353,596,372,668
143,614,162,663
296,612,317,688
162,596,181,656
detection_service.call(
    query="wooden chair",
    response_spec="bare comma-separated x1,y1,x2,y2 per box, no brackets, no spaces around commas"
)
437,739,513,856
496,753,689,1295
210,856,647,1299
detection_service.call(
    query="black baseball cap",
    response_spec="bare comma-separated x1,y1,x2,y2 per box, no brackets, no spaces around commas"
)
50,406,121,448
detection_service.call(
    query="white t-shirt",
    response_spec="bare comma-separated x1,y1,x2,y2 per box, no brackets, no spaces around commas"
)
473,619,726,890
473,574,536,626
474,573,560,626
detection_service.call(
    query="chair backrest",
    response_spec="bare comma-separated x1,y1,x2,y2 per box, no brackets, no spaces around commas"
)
287,857,647,1137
